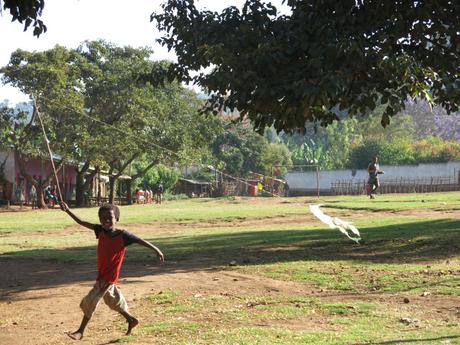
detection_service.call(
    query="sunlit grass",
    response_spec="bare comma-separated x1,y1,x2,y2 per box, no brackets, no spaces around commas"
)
0,196,310,233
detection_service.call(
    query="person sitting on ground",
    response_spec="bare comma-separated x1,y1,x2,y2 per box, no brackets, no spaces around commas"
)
44,185,58,207
367,156,384,199
60,202,164,341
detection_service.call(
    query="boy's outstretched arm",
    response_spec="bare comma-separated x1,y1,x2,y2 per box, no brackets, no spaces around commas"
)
60,202,94,230
135,237,165,263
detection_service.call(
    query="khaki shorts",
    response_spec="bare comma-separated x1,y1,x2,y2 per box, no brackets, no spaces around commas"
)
80,281,129,318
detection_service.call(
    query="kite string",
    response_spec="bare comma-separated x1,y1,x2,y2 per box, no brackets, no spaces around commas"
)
32,96,64,203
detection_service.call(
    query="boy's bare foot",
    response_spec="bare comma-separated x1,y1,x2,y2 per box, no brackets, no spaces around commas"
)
126,317,139,335
65,331,83,340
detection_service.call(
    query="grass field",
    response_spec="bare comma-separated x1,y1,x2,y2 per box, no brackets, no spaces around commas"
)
0,192,459,344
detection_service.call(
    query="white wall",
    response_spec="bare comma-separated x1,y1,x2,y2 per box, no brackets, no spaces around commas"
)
286,161,460,191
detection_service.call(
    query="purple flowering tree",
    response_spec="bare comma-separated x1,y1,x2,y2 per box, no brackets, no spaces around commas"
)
402,99,460,141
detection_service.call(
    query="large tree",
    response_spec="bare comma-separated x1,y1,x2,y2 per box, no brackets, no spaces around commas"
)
1,45,107,206
81,44,218,204
74,41,160,204
0,46,85,208
152,0,460,132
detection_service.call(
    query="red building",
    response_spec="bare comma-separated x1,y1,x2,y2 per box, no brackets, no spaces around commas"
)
0,149,77,204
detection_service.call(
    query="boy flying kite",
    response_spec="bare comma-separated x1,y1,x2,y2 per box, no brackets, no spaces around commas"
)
60,202,164,340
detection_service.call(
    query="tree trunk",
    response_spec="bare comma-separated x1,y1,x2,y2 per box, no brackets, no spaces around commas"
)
36,183,47,209
75,171,85,207
108,177,116,204
75,163,97,207
107,155,140,205
126,179,133,205
18,171,48,209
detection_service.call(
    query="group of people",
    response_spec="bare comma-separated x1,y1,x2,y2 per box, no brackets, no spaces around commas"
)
135,182,164,205
29,182,164,209
134,188,151,204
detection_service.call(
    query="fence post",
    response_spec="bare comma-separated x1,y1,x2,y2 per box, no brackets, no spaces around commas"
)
458,171,460,191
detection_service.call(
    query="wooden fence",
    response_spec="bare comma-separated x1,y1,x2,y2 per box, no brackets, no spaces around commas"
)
212,180,286,197
331,175,460,195
212,180,249,197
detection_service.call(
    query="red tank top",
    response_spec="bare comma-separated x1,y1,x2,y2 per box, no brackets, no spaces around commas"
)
96,230,126,284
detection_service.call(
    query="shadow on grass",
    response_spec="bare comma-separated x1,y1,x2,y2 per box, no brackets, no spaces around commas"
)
151,218,460,265
1,218,459,298
366,335,460,344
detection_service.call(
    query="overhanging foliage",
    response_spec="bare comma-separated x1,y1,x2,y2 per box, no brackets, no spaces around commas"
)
152,0,460,132
1,0,46,36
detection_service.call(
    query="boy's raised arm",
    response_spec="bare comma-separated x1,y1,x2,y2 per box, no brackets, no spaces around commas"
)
60,202,95,230
135,237,165,263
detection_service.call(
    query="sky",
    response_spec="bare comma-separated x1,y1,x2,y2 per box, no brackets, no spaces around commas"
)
0,0,285,104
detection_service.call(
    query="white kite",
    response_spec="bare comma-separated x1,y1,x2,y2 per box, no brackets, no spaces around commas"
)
309,204,361,244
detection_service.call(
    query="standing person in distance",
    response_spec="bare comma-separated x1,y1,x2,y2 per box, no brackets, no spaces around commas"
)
154,181,163,204
30,183,37,209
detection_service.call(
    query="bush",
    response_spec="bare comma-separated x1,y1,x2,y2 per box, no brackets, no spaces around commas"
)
155,164,181,192
261,143,292,177
379,140,415,165
413,136,460,163
348,136,460,168
136,164,180,193
348,140,384,169
348,139,415,168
